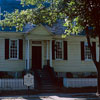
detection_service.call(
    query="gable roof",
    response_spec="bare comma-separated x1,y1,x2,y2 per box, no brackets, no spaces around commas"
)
24,24,53,40
27,24,53,36
23,20,85,36
23,20,67,35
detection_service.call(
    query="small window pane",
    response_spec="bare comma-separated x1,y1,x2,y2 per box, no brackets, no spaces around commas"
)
56,41,63,59
84,43,92,60
10,40,18,59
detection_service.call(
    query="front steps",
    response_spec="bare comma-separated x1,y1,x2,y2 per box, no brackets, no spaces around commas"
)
34,69,61,92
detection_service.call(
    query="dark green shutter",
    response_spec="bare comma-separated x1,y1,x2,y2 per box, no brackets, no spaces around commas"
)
92,42,96,60
19,39,23,59
64,41,68,60
81,41,85,60
52,40,55,60
5,39,9,59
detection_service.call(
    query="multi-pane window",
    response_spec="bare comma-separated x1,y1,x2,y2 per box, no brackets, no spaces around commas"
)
84,42,92,60
10,40,18,59
55,40,63,59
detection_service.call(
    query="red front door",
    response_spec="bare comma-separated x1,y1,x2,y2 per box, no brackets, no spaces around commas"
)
32,46,42,70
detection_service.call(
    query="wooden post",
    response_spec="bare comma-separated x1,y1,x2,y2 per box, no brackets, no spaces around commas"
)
50,40,52,67
27,40,30,70
46,40,48,60
25,40,30,70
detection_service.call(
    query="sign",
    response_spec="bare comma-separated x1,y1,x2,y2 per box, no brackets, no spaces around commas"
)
24,73,34,86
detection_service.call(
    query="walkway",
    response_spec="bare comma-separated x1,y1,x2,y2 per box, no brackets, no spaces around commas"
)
0,93,100,100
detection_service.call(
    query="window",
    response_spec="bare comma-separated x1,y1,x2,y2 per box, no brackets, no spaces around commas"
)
84,42,92,60
9,40,18,59
55,40,63,59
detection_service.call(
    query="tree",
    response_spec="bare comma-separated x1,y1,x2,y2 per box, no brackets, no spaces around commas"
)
61,0,100,96
0,0,100,96
0,0,61,31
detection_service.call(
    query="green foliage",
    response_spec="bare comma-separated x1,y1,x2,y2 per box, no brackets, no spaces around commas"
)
0,0,100,36
63,17,84,35
0,0,63,31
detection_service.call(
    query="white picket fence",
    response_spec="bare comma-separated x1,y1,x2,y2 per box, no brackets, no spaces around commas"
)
0,79,34,90
63,78,97,88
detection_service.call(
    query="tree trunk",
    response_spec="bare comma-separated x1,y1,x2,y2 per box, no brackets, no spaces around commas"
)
96,64,100,96
85,27,100,96
96,35,100,96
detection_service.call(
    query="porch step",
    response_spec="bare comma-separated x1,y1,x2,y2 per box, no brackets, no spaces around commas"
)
41,81,53,84
36,69,60,91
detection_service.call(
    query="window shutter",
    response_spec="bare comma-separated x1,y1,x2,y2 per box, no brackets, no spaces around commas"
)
92,42,96,60
19,39,23,59
52,40,55,60
81,41,85,60
5,39,9,59
63,41,68,60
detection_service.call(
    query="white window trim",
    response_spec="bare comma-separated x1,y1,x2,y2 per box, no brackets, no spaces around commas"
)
9,39,19,60
84,42,92,61
55,40,63,60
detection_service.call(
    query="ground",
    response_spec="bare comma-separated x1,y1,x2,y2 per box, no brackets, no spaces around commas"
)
0,93,100,100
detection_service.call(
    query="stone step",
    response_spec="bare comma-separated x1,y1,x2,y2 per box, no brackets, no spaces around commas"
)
41,86,56,89
41,87,55,89
39,89,61,93
41,81,53,83
34,69,60,92
41,82,54,85
40,86,59,90
41,78,52,80
41,81,53,84
41,75,50,77
41,84,55,86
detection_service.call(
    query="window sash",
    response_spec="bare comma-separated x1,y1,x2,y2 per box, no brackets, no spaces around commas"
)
55,40,63,60
84,42,92,60
9,40,19,59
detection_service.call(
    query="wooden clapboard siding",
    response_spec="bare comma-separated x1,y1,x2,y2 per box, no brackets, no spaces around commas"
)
0,39,25,71
52,36,98,72
0,36,98,72
0,29,98,73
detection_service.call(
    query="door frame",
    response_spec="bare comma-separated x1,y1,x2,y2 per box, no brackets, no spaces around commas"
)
31,41,44,69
